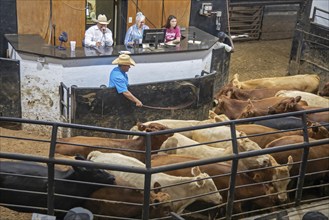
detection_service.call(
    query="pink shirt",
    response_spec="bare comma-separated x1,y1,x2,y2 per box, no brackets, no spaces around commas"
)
165,26,181,42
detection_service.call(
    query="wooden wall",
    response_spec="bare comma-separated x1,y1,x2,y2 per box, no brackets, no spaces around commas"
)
127,0,190,29
17,0,85,47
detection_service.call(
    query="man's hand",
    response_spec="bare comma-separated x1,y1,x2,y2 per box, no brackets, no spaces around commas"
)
96,41,102,47
136,101,143,107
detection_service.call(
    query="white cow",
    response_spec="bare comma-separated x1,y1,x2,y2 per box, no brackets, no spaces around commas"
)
129,111,229,139
275,90,329,108
87,151,223,214
161,133,270,169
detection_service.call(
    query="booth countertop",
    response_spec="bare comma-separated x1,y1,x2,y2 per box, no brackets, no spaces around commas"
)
5,26,218,60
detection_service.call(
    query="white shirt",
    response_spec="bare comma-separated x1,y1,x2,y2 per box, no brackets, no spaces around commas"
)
84,25,113,47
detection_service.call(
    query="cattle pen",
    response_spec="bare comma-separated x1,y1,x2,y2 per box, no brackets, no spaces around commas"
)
1,107,328,220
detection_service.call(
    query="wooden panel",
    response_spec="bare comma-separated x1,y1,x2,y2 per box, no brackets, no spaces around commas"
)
17,0,85,47
138,0,163,28
162,0,190,28
17,0,50,38
127,0,191,29
127,0,137,30
52,0,85,47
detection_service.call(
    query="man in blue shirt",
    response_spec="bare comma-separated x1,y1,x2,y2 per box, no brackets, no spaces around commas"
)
109,54,143,107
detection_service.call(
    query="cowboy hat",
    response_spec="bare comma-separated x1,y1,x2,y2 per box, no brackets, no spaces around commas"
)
112,54,136,66
93,14,111,25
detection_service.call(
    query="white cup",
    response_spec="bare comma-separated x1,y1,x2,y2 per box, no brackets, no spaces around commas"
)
70,41,76,51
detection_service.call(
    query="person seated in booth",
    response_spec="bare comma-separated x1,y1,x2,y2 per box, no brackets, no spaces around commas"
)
124,12,149,47
214,31,234,52
164,15,181,44
84,14,113,47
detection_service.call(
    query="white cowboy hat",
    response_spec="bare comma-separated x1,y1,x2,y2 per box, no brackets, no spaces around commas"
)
93,14,111,25
112,54,136,66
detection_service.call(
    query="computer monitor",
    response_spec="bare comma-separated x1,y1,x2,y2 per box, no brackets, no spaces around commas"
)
142,28,166,49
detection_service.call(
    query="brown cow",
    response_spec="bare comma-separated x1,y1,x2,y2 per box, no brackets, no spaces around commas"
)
268,96,329,123
84,179,172,219
319,82,329,96
151,154,277,215
215,83,282,100
213,95,287,119
265,135,329,185
236,122,329,148
55,123,173,162
231,74,320,93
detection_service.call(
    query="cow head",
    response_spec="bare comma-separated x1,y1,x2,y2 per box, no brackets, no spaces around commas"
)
150,182,172,217
237,99,255,119
212,98,224,115
268,96,302,114
307,121,329,139
137,122,174,150
72,156,116,185
231,74,242,89
319,82,329,96
209,110,230,122
238,132,270,168
160,136,178,154
268,155,293,203
190,166,223,206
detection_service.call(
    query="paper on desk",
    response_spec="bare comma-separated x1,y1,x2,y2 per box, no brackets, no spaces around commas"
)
188,40,201,44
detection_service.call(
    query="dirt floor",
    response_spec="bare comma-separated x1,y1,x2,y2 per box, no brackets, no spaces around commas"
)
0,39,293,220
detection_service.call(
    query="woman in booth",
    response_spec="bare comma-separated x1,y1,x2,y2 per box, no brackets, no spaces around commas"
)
164,15,181,44
124,12,149,47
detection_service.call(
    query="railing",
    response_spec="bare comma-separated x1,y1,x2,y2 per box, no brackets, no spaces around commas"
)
0,107,328,219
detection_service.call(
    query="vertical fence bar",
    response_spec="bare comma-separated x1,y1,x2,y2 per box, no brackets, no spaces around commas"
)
142,133,152,220
295,114,310,206
226,122,239,220
47,123,58,216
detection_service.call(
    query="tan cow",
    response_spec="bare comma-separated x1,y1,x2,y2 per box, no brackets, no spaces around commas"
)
84,178,172,218
268,96,329,123
231,74,320,93
236,123,329,148
87,151,223,214
151,154,278,214
55,123,172,162
213,95,288,119
215,83,282,100
265,135,329,185
319,82,329,96
275,90,329,108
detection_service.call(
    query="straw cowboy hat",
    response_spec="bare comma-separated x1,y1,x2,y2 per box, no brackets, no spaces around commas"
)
93,14,111,25
112,54,136,66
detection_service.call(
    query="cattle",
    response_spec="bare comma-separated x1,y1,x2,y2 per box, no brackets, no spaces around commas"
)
84,178,172,218
0,156,116,218
275,90,329,108
319,82,329,96
55,123,173,162
242,155,293,203
151,154,278,215
236,122,329,148
215,83,282,100
129,116,222,139
161,133,270,169
265,135,329,185
268,96,329,123
213,95,289,119
231,74,320,93
87,151,223,214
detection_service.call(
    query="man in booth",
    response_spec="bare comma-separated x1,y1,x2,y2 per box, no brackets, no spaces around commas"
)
84,14,113,47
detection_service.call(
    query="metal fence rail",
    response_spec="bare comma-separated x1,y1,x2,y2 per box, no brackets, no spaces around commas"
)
0,107,328,219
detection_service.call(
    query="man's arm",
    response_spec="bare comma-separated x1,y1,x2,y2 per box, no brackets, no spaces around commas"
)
122,91,143,107
84,28,97,47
